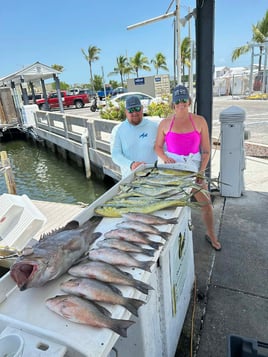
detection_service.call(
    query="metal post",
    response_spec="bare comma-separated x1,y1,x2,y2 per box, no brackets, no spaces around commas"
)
195,0,215,179
176,0,181,84
53,74,64,113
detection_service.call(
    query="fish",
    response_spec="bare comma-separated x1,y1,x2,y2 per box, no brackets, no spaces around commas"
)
135,168,194,178
46,294,134,337
10,216,102,291
95,199,190,218
68,261,153,295
60,278,144,317
121,212,178,226
88,248,154,272
116,220,171,240
97,238,155,257
104,228,163,250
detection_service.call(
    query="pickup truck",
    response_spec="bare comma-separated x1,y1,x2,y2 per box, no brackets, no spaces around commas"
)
97,87,114,100
36,91,89,110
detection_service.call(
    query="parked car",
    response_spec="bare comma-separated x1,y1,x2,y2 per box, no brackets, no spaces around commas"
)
69,88,96,99
108,91,166,114
111,87,128,96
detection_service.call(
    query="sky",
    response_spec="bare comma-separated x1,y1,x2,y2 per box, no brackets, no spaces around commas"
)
0,1,267,87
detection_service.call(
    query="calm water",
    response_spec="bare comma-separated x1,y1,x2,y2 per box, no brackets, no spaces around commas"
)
0,140,112,204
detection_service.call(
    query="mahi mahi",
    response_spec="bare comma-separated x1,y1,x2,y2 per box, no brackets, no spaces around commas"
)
10,216,102,291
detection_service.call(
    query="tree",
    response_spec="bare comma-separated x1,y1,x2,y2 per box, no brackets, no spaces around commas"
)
92,74,103,91
81,45,101,90
108,55,132,87
151,53,168,75
180,37,191,80
130,51,151,78
231,10,268,70
51,64,64,72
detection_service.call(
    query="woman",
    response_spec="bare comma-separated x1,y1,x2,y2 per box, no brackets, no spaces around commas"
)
154,85,221,251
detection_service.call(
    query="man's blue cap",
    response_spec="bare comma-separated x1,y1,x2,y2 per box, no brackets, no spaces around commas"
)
125,96,141,109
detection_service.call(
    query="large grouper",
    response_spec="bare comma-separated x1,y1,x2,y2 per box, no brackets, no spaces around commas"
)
10,216,102,291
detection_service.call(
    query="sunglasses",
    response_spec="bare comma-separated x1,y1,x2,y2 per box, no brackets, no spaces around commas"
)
175,99,188,104
127,106,141,113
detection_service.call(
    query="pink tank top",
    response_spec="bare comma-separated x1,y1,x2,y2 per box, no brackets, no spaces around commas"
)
165,114,201,155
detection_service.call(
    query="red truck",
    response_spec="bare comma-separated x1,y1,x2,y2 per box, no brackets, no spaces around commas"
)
36,91,89,110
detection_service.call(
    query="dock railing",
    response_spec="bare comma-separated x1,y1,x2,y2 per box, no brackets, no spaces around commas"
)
34,111,121,181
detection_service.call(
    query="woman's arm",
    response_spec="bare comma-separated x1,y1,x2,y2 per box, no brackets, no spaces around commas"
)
198,116,211,174
154,120,175,163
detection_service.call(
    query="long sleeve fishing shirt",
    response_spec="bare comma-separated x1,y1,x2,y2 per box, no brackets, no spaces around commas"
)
110,118,158,178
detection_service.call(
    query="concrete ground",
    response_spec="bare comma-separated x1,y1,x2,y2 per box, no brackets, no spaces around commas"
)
176,151,268,357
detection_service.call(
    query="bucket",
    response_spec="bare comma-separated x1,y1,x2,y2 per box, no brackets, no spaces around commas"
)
0,333,24,357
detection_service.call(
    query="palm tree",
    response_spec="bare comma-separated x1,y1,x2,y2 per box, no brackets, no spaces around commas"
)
130,51,151,78
151,53,169,75
108,55,132,87
231,10,268,70
81,45,101,90
180,37,191,79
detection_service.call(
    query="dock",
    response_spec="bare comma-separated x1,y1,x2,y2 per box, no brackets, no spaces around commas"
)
32,200,85,235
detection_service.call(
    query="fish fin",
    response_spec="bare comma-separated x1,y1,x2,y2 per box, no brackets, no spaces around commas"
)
166,217,178,224
110,319,135,338
140,260,154,272
133,279,154,295
64,220,80,230
149,241,163,250
125,298,145,317
142,248,155,257
159,231,171,240
108,283,123,296
93,301,112,317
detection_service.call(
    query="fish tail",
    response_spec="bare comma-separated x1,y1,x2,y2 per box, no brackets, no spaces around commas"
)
149,241,163,250
110,319,135,338
124,298,145,317
160,231,171,240
167,217,178,224
143,248,155,257
133,279,154,295
141,260,154,272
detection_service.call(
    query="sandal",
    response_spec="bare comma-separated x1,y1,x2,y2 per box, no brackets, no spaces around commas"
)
205,234,222,251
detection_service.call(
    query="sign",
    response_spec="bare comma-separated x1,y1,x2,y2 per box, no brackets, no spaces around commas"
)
155,77,161,82
134,77,145,85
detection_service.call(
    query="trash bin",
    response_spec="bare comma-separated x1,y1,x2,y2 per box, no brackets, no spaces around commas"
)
228,335,268,357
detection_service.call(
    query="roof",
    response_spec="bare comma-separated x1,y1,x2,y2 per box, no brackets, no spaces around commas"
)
0,61,61,86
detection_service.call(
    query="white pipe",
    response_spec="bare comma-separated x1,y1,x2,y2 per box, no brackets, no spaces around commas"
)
81,129,91,178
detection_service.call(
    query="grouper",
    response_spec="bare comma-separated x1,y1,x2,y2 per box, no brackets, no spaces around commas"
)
10,216,102,291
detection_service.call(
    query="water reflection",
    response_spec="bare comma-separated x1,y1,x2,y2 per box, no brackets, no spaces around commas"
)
0,140,112,204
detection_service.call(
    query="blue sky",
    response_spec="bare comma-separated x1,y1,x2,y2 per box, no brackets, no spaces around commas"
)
0,1,267,86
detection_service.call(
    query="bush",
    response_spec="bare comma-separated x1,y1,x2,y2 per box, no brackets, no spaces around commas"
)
100,101,126,121
147,100,173,118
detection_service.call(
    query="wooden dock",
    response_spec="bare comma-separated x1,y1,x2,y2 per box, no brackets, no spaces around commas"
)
33,200,85,235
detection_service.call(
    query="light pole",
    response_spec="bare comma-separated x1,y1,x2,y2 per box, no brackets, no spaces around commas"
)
127,1,182,85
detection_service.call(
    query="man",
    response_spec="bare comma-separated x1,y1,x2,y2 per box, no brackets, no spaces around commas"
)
110,95,158,178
